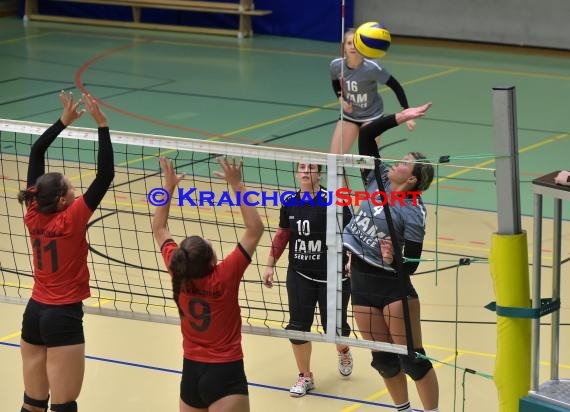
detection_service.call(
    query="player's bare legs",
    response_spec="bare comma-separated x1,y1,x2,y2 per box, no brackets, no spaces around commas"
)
292,341,312,375
210,394,250,412
20,340,49,412
386,298,439,410
46,344,85,404
330,120,360,154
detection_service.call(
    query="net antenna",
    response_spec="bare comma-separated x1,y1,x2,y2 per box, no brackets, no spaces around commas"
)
339,0,346,155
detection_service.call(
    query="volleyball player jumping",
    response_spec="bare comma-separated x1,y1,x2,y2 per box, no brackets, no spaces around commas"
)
18,91,114,412
152,156,264,412
329,28,414,155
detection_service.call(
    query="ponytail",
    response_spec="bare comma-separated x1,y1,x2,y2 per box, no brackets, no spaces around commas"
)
18,172,68,213
17,188,36,206
168,236,214,317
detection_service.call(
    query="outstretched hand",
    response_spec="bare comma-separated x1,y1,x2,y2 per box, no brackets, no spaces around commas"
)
214,157,243,189
397,102,433,125
83,93,108,128
159,157,185,193
59,90,85,126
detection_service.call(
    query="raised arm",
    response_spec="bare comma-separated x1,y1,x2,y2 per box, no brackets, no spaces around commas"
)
214,157,264,257
152,157,185,248
81,94,115,211
358,103,433,158
27,91,85,187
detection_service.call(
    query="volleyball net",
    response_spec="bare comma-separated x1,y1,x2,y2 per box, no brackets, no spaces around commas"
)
0,119,497,360
0,119,409,353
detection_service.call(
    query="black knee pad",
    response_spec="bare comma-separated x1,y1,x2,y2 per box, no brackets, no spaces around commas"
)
50,401,77,412
401,348,433,381
370,351,401,378
286,322,310,345
23,393,49,411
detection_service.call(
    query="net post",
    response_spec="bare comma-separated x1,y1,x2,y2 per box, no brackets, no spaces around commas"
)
326,153,341,342
491,86,531,410
493,86,521,235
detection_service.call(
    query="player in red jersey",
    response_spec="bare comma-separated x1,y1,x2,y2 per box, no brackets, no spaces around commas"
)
152,156,264,412
17,91,114,412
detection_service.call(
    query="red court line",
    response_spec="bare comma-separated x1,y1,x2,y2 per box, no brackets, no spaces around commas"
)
73,41,249,142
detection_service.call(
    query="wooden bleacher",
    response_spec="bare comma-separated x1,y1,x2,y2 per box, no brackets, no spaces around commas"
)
24,0,272,37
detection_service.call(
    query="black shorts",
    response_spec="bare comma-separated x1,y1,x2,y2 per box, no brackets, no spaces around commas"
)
339,116,366,127
21,298,85,347
180,358,248,408
350,256,418,309
286,267,351,336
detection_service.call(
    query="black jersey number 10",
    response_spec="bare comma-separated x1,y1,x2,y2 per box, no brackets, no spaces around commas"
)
32,239,59,272
296,219,311,236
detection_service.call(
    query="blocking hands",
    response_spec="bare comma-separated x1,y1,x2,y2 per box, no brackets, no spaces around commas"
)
83,93,108,128
214,157,244,190
159,157,185,194
59,90,85,126
58,90,108,128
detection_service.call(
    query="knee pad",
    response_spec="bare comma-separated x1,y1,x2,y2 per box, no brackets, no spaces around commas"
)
401,348,433,381
23,393,49,411
370,351,401,378
286,322,310,345
50,401,77,412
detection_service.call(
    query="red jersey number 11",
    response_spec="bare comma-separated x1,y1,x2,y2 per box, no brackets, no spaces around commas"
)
32,238,59,272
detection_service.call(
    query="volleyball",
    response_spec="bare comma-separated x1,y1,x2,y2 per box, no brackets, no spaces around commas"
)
353,22,391,59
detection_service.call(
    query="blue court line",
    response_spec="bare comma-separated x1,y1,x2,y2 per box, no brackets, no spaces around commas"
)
0,341,396,409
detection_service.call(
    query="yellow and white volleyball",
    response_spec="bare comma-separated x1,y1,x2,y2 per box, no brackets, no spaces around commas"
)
354,22,391,58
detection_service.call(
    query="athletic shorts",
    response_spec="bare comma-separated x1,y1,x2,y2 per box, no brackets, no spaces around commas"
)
350,256,418,309
286,267,351,337
339,114,383,127
180,358,248,408
339,116,366,126
21,298,85,347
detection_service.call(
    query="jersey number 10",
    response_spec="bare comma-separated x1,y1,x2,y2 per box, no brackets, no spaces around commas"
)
296,219,311,236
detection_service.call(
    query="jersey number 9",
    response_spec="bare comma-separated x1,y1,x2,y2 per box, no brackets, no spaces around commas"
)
188,297,211,332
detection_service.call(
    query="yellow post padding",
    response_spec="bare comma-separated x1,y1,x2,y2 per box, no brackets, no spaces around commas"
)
490,232,531,412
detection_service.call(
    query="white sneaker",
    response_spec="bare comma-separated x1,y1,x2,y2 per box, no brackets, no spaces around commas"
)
338,348,353,376
289,373,315,397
